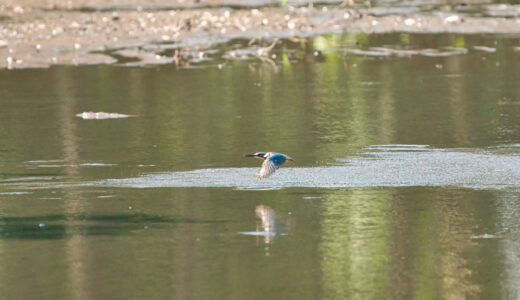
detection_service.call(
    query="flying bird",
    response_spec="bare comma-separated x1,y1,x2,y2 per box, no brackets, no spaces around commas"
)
245,152,294,178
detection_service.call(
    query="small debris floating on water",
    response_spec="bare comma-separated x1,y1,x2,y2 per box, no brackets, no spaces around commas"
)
473,46,497,53
471,234,497,239
76,112,134,119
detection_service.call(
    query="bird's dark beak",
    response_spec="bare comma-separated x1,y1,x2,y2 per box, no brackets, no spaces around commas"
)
245,153,265,159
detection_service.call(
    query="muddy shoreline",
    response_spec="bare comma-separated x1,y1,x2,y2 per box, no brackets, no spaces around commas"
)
1,1,520,69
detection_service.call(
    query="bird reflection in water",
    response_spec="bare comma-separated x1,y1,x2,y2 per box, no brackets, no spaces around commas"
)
239,205,288,254
255,205,285,244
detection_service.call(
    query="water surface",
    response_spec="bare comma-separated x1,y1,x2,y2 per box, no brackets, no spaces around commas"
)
1,33,520,299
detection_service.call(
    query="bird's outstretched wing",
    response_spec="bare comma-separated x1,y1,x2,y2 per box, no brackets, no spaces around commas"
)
257,159,279,178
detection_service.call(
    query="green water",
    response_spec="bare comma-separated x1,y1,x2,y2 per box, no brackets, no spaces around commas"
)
1,33,520,299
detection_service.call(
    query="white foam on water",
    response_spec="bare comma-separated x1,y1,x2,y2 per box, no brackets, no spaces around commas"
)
238,232,284,237
471,234,498,239
79,163,116,167
75,112,133,119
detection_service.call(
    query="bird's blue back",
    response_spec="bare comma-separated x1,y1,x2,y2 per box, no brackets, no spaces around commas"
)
268,153,287,167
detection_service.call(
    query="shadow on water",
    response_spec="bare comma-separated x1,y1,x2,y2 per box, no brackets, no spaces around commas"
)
0,213,228,240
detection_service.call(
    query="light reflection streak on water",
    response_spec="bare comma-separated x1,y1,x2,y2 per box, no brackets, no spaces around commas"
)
87,145,520,190
496,193,520,298
320,190,391,299
319,188,498,298
1,145,520,191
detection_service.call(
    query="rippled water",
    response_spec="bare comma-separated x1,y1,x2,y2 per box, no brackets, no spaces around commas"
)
93,145,520,189
1,33,520,299
6,144,519,190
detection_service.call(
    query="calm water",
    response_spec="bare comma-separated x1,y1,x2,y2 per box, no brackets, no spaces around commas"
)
1,33,520,299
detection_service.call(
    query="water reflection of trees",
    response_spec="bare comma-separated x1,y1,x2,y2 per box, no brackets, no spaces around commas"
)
320,188,498,299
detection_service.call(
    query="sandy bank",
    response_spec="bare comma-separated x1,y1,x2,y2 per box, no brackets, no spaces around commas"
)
1,2,519,69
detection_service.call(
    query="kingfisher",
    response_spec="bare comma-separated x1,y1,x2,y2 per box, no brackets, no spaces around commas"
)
244,152,294,178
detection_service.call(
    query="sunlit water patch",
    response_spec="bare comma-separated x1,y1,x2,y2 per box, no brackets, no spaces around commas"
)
85,145,520,190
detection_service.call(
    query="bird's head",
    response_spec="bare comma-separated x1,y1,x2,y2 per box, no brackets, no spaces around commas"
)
245,152,267,159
